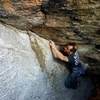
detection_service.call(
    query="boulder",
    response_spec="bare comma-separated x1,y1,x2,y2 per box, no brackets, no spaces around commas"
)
0,23,94,100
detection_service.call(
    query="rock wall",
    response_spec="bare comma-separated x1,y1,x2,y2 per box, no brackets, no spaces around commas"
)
0,0,100,45
0,23,94,100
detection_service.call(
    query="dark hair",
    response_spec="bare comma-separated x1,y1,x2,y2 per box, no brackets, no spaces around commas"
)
65,42,77,53
60,42,77,56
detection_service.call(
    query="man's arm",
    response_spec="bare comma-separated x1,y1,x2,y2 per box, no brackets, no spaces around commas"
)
49,40,68,62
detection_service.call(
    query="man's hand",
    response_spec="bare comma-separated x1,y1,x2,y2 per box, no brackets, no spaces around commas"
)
49,40,56,48
49,40,68,62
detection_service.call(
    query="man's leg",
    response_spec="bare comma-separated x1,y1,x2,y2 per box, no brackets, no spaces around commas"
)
65,73,78,89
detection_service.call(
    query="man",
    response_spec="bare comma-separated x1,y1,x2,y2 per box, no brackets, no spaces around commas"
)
49,40,85,89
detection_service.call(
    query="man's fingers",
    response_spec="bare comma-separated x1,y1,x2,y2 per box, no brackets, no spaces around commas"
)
49,43,52,45
49,40,53,43
49,41,52,46
49,40,55,48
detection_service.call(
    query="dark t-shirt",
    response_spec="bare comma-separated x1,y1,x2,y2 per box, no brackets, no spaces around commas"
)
68,51,85,76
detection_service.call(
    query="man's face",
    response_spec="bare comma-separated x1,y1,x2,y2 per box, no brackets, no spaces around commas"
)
64,45,73,55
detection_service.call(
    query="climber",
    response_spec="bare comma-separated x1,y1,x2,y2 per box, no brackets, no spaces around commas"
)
49,40,86,89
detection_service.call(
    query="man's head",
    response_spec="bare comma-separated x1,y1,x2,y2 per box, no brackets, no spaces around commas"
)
62,42,77,56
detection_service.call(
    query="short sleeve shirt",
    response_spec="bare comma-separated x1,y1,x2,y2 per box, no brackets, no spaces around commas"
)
68,51,85,76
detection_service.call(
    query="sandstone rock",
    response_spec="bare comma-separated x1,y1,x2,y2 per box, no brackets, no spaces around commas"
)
0,0,100,46
0,0,48,29
45,15,71,27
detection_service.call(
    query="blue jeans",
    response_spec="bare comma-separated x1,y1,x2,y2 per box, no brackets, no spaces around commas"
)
64,72,79,89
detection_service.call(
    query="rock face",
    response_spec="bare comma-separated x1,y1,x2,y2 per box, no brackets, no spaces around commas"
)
0,22,66,100
0,23,94,100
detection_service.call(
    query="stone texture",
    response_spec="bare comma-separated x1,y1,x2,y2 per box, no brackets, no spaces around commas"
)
0,23,93,100
31,0,100,47
0,0,48,29
0,0,99,39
